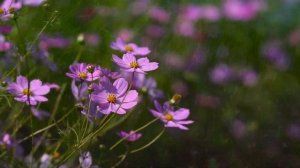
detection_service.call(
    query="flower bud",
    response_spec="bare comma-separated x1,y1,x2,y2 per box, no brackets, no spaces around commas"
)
87,65,95,73
1,81,7,87
170,94,182,104
87,85,94,94
77,33,85,45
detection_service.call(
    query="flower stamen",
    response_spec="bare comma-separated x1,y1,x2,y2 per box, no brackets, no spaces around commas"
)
23,88,32,96
78,72,88,80
164,113,173,121
107,94,117,103
124,45,134,52
130,61,139,69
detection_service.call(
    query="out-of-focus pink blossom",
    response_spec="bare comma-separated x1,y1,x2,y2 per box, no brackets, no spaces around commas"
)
0,34,11,52
117,29,134,42
238,69,258,87
148,6,170,23
195,94,220,109
286,123,300,140
262,40,290,70
209,64,234,85
146,25,165,38
130,0,149,15
230,119,247,139
223,0,266,21
39,35,70,50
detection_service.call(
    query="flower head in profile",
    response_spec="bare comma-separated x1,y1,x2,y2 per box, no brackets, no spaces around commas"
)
118,131,142,142
7,76,50,106
111,38,150,56
0,133,12,148
66,63,101,81
150,101,193,130
112,53,158,74
91,77,138,115
22,0,46,7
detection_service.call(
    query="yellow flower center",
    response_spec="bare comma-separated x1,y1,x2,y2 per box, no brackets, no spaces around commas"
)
107,94,117,103
78,72,88,80
130,61,139,69
0,8,4,15
125,45,134,52
164,113,173,121
23,88,32,96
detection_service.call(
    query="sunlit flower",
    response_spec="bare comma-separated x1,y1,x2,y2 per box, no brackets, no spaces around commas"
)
0,0,22,20
118,131,142,142
150,101,193,130
111,38,150,56
112,53,158,73
92,77,138,114
66,63,101,81
7,76,50,105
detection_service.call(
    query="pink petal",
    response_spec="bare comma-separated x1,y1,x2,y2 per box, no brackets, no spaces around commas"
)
113,78,128,96
173,108,190,120
112,55,129,68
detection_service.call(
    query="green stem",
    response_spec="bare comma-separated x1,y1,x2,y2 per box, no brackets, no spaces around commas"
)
130,128,165,154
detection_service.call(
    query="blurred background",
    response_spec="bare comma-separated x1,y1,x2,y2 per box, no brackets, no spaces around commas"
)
2,0,300,167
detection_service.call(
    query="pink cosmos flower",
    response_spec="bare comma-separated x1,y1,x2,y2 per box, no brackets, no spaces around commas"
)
22,0,46,6
7,76,50,106
112,53,158,74
0,0,22,20
150,101,193,130
147,6,170,23
39,35,70,51
118,131,142,142
0,133,12,148
91,77,138,115
111,38,150,56
0,34,11,52
223,0,265,21
66,63,101,81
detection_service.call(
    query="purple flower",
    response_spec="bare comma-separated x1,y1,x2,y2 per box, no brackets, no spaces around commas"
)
111,38,150,56
133,74,164,99
238,69,258,87
112,53,158,74
209,64,234,85
79,151,92,168
39,35,70,50
0,35,11,52
150,101,193,130
0,133,12,148
22,0,46,6
31,107,50,120
7,76,50,105
223,0,265,21
66,63,101,81
262,40,290,70
92,77,138,115
230,119,247,139
118,131,142,142
0,0,22,21
147,6,170,23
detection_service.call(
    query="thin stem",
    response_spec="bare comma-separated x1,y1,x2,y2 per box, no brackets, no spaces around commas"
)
129,128,165,154
18,107,75,143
